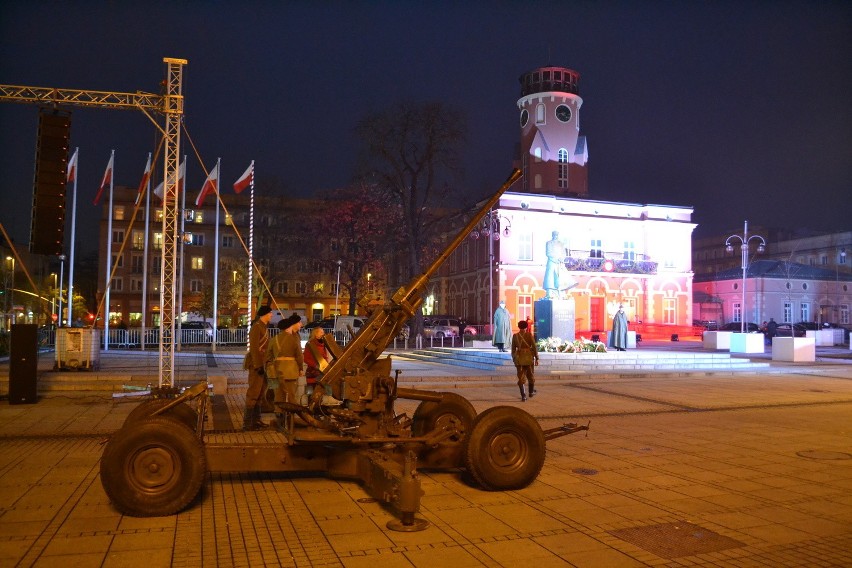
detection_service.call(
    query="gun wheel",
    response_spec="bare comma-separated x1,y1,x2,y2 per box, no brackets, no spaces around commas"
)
464,406,545,490
101,416,206,517
412,392,477,468
123,398,199,431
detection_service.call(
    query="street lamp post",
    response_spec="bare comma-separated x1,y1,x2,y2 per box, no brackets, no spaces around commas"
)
725,220,766,332
58,254,66,326
335,260,342,323
51,272,57,323
6,256,14,328
470,210,511,334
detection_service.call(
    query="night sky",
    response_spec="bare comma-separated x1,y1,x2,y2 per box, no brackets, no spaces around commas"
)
1,1,850,257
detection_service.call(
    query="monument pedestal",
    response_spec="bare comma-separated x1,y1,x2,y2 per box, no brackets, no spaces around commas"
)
535,298,575,341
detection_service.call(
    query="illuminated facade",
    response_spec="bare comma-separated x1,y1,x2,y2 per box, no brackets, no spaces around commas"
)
433,66,697,335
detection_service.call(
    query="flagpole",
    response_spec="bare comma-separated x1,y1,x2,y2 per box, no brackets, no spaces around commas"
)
141,152,151,350
67,147,79,327
178,155,186,351
212,158,220,353
247,161,255,342
103,149,114,351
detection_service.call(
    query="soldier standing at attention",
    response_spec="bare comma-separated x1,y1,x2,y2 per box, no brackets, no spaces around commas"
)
244,306,273,430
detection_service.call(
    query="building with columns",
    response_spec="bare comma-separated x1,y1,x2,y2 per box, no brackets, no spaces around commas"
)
432,66,697,337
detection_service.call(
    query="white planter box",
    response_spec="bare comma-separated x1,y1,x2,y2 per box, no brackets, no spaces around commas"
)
805,329,834,347
703,331,733,350
470,340,493,349
772,337,815,362
730,332,765,354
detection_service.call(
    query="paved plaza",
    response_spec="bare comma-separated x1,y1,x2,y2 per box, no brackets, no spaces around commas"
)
0,344,850,567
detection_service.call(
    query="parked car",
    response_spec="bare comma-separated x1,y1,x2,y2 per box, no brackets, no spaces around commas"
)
180,321,213,342
718,322,761,333
423,317,461,338
774,323,806,337
795,322,820,331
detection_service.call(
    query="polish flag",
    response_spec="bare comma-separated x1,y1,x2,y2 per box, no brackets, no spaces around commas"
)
135,155,152,206
233,161,253,194
195,162,218,208
66,148,79,184
93,153,114,205
153,158,185,202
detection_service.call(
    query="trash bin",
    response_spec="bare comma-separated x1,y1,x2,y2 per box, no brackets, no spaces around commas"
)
55,328,101,371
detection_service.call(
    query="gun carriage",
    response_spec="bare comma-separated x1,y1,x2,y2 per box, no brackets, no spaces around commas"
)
100,168,589,531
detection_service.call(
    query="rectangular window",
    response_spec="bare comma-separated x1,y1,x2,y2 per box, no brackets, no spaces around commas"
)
132,230,145,250
821,255,828,265
190,279,202,293
190,233,204,246
276,281,289,295
663,298,676,324
800,302,810,322
131,255,144,274
841,304,849,325
224,213,233,226
191,257,204,270
112,229,124,244
623,241,636,261
783,302,792,323
151,255,161,274
313,282,324,293
840,252,848,265
733,302,742,323
461,242,470,270
155,210,164,222
113,206,125,221
518,294,532,323
111,254,124,268
295,281,306,294
519,232,532,261
194,211,204,223
222,235,234,248
558,163,568,188
130,279,143,292
153,232,163,250
111,278,123,291
590,239,603,259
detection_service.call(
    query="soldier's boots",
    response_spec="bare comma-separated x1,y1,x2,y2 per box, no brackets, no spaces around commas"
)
519,385,527,402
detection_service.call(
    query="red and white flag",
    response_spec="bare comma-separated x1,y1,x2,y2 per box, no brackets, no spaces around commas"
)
153,158,185,202
233,161,253,194
195,162,218,208
93,153,114,205
66,148,79,184
135,154,152,206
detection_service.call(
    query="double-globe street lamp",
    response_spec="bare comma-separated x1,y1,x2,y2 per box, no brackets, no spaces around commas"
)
725,220,766,333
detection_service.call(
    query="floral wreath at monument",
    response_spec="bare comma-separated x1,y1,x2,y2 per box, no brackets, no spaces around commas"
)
536,336,608,353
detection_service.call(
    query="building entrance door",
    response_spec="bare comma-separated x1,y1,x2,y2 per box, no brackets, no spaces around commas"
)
590,297,603,331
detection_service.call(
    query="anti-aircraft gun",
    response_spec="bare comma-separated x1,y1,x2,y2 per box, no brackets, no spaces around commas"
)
99,168,589,531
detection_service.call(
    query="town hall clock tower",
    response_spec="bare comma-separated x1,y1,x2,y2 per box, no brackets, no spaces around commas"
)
517,66,588,196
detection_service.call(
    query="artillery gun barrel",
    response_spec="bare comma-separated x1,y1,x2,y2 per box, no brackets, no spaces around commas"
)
320,168,522,388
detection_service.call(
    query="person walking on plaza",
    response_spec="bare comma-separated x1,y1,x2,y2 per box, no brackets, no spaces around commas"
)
492,300,512,352
610,304,628,351
243,305,273,430
268,313,304,408
765,317,778,344
511,319,539,401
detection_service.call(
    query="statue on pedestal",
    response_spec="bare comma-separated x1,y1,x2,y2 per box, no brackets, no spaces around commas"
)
543,231,577,299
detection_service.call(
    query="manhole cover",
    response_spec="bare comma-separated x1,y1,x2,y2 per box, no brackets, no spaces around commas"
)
571,468,598,475
609,521,745,559
797,450,852,460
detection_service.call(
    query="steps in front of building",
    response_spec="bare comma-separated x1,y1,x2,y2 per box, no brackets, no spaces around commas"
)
398,347,770,372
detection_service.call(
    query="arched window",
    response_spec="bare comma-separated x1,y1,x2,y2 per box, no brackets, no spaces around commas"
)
557,148,569,188
534,147,542,163
535,103,545,124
